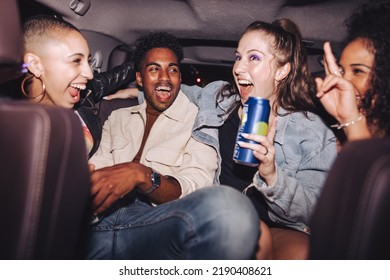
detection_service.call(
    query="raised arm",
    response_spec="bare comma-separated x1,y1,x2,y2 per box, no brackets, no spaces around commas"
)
87,62,136,102
316,42,371,141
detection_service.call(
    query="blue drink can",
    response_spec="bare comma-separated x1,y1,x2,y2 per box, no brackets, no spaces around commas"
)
233,97,270,166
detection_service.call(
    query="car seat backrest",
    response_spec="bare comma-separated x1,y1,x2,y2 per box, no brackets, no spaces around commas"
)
98,44,139,126
0,0,22,84
0,101,91,259
309,138,390,259
0,1,91,260
107,44,133,71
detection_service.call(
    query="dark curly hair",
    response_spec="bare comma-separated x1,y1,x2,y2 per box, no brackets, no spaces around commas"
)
132,32,184,71
345,0,390,136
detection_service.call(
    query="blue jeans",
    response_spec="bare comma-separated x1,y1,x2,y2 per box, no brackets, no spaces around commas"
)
86,186,260,259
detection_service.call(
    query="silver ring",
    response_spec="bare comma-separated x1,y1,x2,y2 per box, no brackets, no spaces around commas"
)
264,147,268,156
333,68,342,75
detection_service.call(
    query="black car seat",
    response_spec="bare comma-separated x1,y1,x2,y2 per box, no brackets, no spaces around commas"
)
0,0,22,84
98,44,139,126
0,101,91,259
0,0,91,259
309,138,390,259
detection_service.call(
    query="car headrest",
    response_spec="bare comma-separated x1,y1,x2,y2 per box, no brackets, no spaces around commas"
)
107,44,133,71
0,0,22,83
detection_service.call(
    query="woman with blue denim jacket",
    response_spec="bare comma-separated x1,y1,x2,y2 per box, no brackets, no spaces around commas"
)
182,19,337,259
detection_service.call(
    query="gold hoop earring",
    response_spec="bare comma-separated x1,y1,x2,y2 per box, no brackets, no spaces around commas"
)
21,74,46,102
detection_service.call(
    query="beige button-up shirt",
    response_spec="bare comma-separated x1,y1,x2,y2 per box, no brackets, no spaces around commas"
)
90,91,218,197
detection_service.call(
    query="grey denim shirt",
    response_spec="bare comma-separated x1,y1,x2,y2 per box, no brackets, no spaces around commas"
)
181,81,337,233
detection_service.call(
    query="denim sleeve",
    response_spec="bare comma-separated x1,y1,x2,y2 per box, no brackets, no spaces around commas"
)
181,81,229,107
251,115,337,228
181,84,203,106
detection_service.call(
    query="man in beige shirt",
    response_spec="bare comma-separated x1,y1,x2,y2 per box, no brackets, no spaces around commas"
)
86,32,259,259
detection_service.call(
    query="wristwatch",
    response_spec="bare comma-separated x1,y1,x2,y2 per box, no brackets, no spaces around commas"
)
140,169,161,195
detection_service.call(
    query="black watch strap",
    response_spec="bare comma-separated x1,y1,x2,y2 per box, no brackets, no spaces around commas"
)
140,169,161,195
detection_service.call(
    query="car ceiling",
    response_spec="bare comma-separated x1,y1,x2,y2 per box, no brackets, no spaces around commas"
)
21,0,364,75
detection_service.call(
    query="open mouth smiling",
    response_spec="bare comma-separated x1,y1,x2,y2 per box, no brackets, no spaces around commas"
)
155,84,172,100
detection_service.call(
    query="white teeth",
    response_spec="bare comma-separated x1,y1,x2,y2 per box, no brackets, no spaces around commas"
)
238,80,252,86
156,86,171,91
70,83,87,90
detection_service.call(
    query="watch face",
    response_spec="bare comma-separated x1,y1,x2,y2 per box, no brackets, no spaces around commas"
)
152,171,161,187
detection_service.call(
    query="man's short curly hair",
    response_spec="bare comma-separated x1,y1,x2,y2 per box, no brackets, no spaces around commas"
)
132,32,183,71
345,0,390,136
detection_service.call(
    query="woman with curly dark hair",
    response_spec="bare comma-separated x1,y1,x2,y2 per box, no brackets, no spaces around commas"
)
316,0,390,141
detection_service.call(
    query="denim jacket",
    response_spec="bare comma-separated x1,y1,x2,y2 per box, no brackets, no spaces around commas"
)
181,81,337,233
